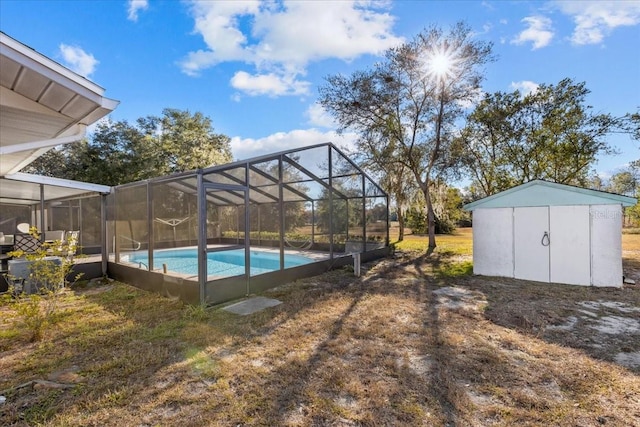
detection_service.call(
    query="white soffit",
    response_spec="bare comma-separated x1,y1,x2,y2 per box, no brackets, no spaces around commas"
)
0,32,119,176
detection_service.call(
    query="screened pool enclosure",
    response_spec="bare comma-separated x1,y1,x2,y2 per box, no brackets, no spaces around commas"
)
107,143,389,305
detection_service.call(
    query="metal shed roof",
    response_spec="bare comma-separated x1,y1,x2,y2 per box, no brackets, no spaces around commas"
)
463,179,637,211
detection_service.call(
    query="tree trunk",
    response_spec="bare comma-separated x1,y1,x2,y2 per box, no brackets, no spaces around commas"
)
412,175,437,249
426,191,436,248
397,208,405,241
425,85,446,249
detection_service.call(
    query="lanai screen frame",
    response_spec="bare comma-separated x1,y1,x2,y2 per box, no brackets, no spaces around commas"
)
108,143,389,305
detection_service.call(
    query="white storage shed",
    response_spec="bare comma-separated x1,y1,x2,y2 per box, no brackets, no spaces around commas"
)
463,180,636,287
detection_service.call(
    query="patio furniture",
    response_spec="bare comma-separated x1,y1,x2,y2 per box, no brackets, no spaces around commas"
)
43,230,79,256
13,233,41,254
16,223,30,233
44,230,65,242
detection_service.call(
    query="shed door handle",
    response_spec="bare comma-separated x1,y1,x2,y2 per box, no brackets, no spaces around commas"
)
541,231,550,246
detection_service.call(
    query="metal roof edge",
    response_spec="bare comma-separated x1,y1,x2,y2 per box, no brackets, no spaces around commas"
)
463,179,637,211
4,172,111,194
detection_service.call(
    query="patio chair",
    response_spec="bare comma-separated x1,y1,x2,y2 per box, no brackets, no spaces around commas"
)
13,233,42,255
44,230,65,243
43,231,79,257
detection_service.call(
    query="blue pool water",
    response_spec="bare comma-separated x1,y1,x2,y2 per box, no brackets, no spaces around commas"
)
127,248,313,277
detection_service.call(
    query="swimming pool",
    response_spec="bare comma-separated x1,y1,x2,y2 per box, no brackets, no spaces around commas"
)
126,248,314,277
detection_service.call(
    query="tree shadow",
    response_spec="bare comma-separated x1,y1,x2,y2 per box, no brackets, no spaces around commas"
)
5,248,637,425
476,273,640,374
239,251,471,425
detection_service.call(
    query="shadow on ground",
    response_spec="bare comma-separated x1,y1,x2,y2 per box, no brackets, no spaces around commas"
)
1,249,639,426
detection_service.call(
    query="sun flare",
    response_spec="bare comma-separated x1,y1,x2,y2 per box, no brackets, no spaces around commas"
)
422,45,457,82
430,52,452,77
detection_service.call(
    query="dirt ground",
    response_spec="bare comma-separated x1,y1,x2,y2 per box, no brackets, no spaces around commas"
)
0,234,639,426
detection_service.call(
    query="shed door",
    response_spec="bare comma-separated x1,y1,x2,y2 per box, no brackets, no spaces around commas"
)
514,207,549,282
549,206,590,285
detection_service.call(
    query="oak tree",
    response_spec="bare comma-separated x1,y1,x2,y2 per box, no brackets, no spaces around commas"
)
319,22,493,247
456,78,620,197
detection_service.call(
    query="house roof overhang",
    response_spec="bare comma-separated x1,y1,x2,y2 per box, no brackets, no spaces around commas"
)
0,31,119,176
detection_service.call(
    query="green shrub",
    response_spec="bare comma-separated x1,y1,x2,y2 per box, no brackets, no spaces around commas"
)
7,227,83,341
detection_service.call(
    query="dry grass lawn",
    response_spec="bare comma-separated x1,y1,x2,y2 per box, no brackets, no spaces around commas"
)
1,229,639,426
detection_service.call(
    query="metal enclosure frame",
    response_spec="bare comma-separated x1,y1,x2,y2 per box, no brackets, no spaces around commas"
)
107,143,390,305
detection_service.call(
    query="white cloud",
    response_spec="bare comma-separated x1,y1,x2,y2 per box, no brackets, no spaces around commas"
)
58,44,98,78
511,15,554,49
179,50,220,77
474,22,492,36
597,169,613,180
230,128,358,161
230,70,310,97
510,80,539,96
481,1,495,11
127,0,148,22
180,0,403,97
554,0,640,45
305,103,336,128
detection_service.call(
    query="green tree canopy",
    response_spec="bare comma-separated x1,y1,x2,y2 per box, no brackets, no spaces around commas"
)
623,109,640,141
608,170,637,196
25,109,232,186
137,108,232,176
455,78,621,198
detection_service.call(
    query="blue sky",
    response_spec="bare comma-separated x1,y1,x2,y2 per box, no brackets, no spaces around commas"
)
1,0,639,183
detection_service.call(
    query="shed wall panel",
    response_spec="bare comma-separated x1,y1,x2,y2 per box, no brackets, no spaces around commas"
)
472,208,513,277
550,205,590,286
591,204,622,287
